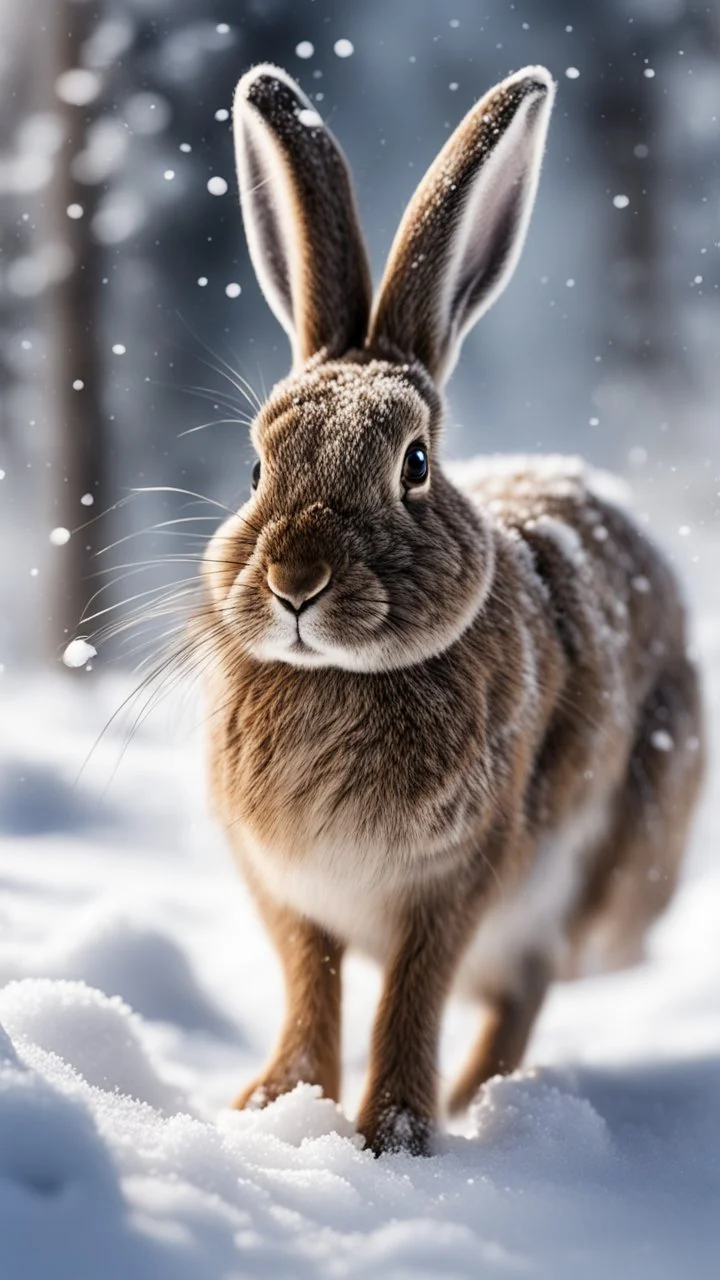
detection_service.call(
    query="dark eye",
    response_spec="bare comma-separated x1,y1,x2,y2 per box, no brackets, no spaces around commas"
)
251,459,261,491
402,442,429,489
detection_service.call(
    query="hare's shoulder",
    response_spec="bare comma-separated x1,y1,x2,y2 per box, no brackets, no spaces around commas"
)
450,452,660,591
458,452,687,708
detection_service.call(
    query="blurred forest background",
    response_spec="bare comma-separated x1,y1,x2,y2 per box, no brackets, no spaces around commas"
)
1,0,719,668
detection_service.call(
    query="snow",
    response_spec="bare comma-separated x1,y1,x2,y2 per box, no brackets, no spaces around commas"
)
62,639,96,669
2,544,719,1277
55,69,102,107
206,177,228,197
298,108,323,128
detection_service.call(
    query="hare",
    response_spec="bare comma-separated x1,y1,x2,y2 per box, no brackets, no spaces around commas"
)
200,64,705,1156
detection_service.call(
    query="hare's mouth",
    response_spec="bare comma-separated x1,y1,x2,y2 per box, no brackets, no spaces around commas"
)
288,635,316,656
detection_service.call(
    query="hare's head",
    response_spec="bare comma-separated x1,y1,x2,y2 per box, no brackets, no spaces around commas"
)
204,64,554,672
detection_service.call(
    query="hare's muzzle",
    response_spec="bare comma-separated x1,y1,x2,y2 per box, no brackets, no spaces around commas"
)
266,561,332,614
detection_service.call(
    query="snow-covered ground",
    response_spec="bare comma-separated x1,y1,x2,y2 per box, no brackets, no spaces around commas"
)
1,529,719,1279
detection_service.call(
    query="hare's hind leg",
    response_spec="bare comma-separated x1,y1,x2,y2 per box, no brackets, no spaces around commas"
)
447,658,705,1116
568,657,704,976
446,953,551,1116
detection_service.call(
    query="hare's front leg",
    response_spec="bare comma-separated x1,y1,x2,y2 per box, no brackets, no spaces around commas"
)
357,894,479,1157
235,884,344,1109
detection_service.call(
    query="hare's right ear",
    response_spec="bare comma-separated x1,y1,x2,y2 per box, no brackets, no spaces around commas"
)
369,67,555,385
233,65,372,367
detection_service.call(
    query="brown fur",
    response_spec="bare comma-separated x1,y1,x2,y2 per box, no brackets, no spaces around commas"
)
193,65,705,1155
235,867,344,1108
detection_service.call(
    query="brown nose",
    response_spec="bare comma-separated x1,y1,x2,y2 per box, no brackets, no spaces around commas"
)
266,561,332,613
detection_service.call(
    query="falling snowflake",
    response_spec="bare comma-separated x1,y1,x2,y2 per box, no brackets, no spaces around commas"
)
63,638,97,669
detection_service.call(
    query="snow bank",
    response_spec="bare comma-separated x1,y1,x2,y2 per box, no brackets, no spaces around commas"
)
0,976,718,1279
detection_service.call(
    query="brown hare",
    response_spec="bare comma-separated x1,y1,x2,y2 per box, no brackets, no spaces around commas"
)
199,64,705,1156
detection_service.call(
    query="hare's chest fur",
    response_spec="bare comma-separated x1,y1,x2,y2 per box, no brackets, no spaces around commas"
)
238,782,611,981
214,659,507,952
241,826,412,957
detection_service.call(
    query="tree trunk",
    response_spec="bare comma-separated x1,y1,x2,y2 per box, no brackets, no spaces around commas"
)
41,0,105,656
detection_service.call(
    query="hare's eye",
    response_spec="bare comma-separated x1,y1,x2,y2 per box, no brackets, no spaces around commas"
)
251,459,261,491
402,442,429,488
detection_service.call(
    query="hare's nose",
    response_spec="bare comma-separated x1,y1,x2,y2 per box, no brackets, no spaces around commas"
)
266,561,332,614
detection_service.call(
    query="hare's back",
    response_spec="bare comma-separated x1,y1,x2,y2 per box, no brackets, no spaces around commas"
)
451,454,701,993
452,452,686,657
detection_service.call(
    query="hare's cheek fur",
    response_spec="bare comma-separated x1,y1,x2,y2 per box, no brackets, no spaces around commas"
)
202,476,495,674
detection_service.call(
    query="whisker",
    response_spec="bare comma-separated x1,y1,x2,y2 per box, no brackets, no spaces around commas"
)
93,515,224,560
125,485,236,516
178,416,252,439
173,315,264,414
147,377,253,421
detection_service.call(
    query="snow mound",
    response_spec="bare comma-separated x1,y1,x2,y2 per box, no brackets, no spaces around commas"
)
0,911,240,1039
0,980,190,1114
49,913,240,1037
471,1070,612,1174
0,987,718,1280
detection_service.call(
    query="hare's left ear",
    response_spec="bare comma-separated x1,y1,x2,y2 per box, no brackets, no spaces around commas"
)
234,65,372,366
369,67,555,385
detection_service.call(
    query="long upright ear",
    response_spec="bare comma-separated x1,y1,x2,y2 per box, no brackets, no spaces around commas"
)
233,65,372,367
369,67,555,385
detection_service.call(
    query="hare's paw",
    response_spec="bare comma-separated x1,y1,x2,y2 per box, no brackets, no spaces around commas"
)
357,1097,433,1157
234,1075,285,1111
233,1066,303,1111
